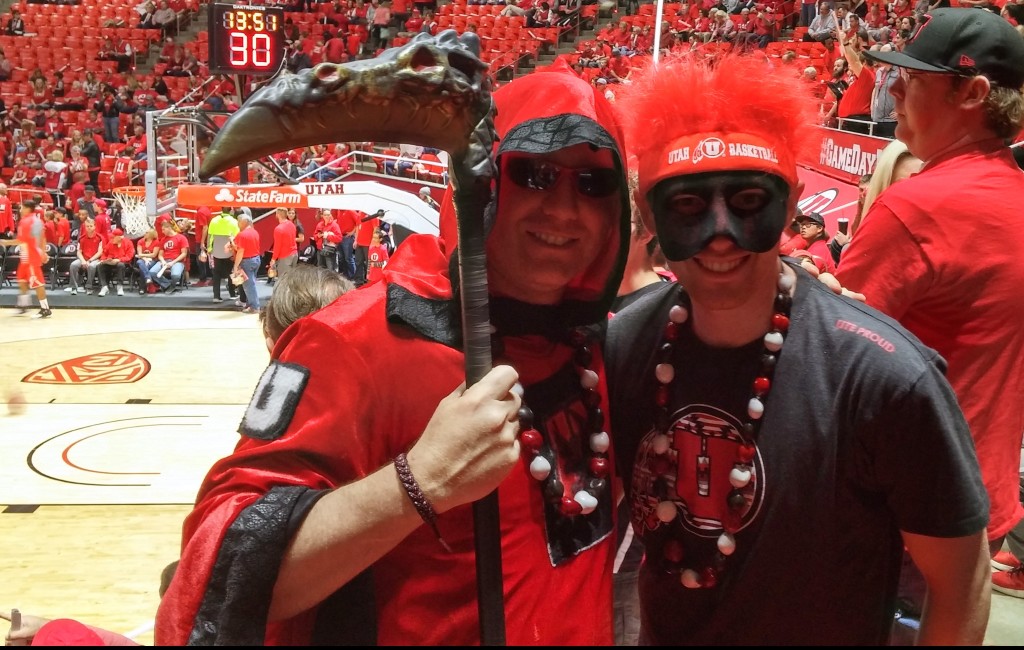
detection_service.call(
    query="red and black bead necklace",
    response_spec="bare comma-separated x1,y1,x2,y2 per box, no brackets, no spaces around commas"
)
515,329,612,517
648,266,794,588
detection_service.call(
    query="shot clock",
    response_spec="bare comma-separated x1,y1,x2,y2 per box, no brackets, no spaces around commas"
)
208,3,285,76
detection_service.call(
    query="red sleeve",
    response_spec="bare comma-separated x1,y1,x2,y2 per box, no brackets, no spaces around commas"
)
326,222,343,244
273,224,290,260
119,239,135,263
834,201,932,321
154,313,386,646
779,232,807,256
175,234,191,259
247,228,262,258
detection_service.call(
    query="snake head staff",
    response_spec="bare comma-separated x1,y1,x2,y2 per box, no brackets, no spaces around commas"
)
199,30,493,179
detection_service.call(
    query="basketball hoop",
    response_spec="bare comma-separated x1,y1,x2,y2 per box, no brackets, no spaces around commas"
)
113,186,150,239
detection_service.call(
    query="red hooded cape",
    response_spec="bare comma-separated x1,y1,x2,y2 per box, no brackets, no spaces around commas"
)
156,62,631,645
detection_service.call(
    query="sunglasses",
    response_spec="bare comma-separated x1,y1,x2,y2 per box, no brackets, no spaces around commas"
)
505,157,619,198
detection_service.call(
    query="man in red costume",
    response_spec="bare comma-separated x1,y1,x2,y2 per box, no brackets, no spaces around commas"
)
155,60,630,645
608,54,990,644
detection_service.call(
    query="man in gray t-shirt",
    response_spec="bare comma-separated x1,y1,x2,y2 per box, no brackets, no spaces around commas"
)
870,44,899,138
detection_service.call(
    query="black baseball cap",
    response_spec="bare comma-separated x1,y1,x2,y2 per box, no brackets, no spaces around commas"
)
866,8,1024,88
796,211,825,227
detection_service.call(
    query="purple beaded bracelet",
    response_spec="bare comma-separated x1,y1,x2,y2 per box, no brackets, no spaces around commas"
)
395,452,452,553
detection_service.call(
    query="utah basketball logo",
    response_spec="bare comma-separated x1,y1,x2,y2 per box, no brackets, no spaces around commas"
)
631,404,765,538
23,350,151,384
692,138,726,165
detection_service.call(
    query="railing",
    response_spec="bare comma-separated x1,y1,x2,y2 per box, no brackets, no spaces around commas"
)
835,117,880,138
277,148,449,189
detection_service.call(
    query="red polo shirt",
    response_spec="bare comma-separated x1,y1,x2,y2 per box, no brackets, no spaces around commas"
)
234,226,261,259
78,230,103,260
837,66,873,118
336,209,359,237
272,220,298,260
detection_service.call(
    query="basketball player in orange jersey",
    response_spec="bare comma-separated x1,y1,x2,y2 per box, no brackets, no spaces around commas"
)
0,201,52,318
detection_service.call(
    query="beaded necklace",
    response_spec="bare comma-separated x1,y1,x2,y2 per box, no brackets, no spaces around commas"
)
647,266,794,588
513,329,611,517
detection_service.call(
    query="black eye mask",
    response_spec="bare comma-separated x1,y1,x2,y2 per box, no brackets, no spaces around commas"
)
648,171,791,261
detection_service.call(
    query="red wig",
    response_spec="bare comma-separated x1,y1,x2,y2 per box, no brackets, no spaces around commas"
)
616,54,819,200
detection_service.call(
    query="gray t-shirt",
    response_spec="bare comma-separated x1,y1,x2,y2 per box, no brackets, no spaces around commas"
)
872,66,899,122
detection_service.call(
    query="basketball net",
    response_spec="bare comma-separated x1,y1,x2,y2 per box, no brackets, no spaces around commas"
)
114,187,151,240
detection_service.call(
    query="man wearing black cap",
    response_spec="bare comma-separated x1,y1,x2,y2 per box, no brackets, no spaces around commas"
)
838,7,1024,597
78,185,107,223
353,208,384,285
790,210,835,274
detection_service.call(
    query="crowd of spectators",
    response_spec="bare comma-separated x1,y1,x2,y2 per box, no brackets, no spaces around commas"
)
561,0,1024,139
5,0,1023,306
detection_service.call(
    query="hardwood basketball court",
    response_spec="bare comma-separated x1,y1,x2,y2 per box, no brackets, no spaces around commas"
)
2,304,1022,645
0,307,268,645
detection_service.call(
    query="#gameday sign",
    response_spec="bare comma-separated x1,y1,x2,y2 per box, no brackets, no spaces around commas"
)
805,126,891,185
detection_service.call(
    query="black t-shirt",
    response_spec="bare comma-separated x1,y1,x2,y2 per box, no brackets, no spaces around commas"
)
606,263,988,645
610,278,671,574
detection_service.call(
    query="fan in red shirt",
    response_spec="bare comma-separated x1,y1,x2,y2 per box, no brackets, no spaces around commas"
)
364,227,389,285
836,36,874,128
312,208,343,273
94,210,112,239
112,146,137,188
55,209,71,247
270,207,299,282
42,210,59,247
70,218,104,295
335,207,359,280
231,212,263,313
150,219,190,294
405,8,424,32
97,227,135,296
191,205,213,287
353,208,381,285
125,125,147,154
324,31,348,63
135,227,162,293
43,109,64,138
0,184,13,235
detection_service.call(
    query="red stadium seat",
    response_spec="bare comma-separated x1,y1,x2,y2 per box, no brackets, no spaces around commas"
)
97,171,113,194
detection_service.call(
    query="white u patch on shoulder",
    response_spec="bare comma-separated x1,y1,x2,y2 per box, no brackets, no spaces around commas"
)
238,361,311,441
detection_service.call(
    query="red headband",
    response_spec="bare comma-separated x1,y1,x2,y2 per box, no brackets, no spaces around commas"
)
639,131,797,199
